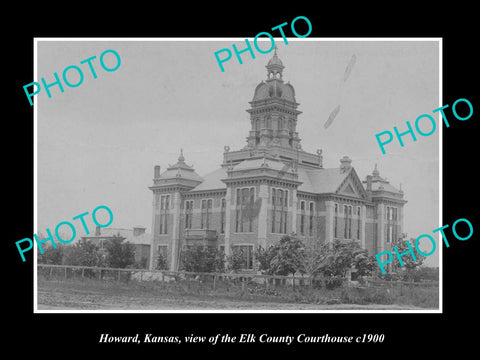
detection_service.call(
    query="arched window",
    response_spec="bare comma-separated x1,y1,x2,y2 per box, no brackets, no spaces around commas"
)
266,117,272,129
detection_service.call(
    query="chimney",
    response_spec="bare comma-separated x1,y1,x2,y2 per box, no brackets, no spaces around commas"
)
340,156,352,172
154,165,161,178
95,226,101,236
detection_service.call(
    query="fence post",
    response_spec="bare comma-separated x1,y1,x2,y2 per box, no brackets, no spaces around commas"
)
82,268,85,279
241,277,245,293
140,271,143,282
64,266,67,279
292,276,295,291
213,275,217,290
117,270,121,283
49,267,53,278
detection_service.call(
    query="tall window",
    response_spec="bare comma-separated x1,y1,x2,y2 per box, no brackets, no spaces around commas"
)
232,245,254,269
334,203,338,238
159,195,170,234
272,188,288,234
221,198,226,234
309,202,314,236
386,206,398,243
356,206,361,239
236,188,255,232
185,200,193,229
300,201,306,235
393,207,398,242
344,205,352,239
201,199,212,229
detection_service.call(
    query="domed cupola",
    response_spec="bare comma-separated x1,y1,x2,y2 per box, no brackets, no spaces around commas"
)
266,46,285,80
252,47,296,103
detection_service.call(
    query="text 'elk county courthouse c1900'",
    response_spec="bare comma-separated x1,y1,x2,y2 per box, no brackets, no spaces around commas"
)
148,50,407,272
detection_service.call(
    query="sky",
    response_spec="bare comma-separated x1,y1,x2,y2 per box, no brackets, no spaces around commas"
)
36,39,440,266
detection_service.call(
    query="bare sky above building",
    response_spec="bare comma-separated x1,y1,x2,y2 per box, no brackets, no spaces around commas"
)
36,39,440,266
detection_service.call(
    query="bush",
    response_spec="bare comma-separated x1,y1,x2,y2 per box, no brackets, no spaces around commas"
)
38,244,64,265
156,254,168,270
63,239,106,268
181,246,224,273
324,276,344,290
256,236,305,276
226,251,244,273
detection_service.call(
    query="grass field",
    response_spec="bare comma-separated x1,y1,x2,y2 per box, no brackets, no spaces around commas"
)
36,276,439,311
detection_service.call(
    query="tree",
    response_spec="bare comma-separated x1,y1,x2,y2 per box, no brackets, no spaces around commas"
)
302,239,376,278
156,253,168,270
38,244,64,265
302,241,331,276
353,250,377,277
181,246,224,273
390,235,425,280
226,251,244,273
256,245,277,274
104,233,135,268
63,239,106,267
255,235,305,276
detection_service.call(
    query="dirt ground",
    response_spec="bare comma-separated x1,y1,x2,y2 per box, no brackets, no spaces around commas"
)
37,279,424,311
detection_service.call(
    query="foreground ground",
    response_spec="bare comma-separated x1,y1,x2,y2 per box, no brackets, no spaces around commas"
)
37,278,434,311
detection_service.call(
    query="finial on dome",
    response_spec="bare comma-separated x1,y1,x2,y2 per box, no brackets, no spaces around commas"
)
373,163,379,177
178,148,185,162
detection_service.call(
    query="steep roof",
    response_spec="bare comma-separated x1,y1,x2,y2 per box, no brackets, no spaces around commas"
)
370,181,401,193
252,80,296,103
157,168,204,182
189,167,227,192
297,167,350,194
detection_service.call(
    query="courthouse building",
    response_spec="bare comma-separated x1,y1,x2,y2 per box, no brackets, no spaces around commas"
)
148,51,407,271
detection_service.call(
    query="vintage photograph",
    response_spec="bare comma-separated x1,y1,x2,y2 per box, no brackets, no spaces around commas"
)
35,39,440,311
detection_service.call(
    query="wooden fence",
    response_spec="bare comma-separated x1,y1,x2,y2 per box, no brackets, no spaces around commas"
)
37,264,438,290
